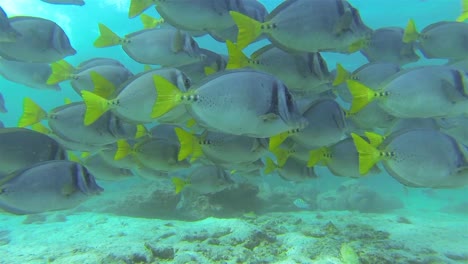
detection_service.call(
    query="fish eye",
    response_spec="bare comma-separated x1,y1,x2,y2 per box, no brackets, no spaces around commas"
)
184,77,191,88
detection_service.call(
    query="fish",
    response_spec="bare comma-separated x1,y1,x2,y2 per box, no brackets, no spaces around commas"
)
0,128,67,176
231,0,371,53
333,62,401,102
40,0,85,5
226,42,332,93
404,20,468,61
293,198,311,209
129,0,253,33
352,130,468,188
18,99,146,147
0,57,61,91
208,0,268,43
81,68,191,125
176,48,227,84
351,27,419,65
265,156,317,182
0,92,6,113
174,127,268,165
0,120,4,128
0,160,102,214
47,59,133,96
94,24,205,67
0,16,76,63
0,6,21,42
270,99,347,150
308,136,381,178
152,70,307,138
115,138,190,172
78,153,134,181
347,66,468,118
436,116,468,146
172,165,234,194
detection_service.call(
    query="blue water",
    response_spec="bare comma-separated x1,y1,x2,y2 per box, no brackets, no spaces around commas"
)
0,0,467,263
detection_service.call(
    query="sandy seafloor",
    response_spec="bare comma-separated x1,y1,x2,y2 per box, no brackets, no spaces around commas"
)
0,177,467,264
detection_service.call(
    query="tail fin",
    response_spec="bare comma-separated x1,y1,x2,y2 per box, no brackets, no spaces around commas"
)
174,127,203,162
47,60,75,85
172,177,189,194
135,124,148,139
18,98,47,127
90,71,116,99
264,157,278,174
402,19,419,43
81,91,112,126
140,14,164,29
346,80,377,113
307,147,330,167
115,139,132,160
351,133,381,175
151,75,185,118
271,148,291,168
457,0,468,22
226,40,250,69
269,131,292,151
68,152,82,163
364,131,385,147
94,23,122,48
230,11,263,49
347,38,369,53
128,0,154,18
332,63,350,86
204,66,217,76
31,123,52,135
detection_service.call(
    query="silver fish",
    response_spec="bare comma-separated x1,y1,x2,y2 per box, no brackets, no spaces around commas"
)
0,128,67,176
153,70,307,138
0,16,76,63
0,160,102,214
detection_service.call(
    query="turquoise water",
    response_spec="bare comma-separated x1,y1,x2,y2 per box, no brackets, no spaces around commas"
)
0,0,467,263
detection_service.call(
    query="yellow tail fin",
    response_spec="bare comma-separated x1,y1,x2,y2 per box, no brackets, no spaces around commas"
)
47,60,75,85
81,91,112,126
402,19,419,43
144,65,152,71
204,66,216,76
365,131,385,147
271,148,291,168
172,177,188,194
457,0,468,21
332,63,350,86
94,23,122,48
230,11,263,49
115,139,132,160
351,133,381,175
151,75,186,118
226,40,250,69
174,127,203,162
347,38,369,53
140,14,164,29
90,71,116,99
18,98,47,127
68,152,82,163
31,123,52,135
346,80,377,114
128,0,154,18
264,157,278,175
269,131,290,151
307,147,330,167
81,152,90,159
135,124,148,139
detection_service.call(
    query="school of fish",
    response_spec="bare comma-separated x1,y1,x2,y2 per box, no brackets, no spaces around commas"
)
0,0,468,214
